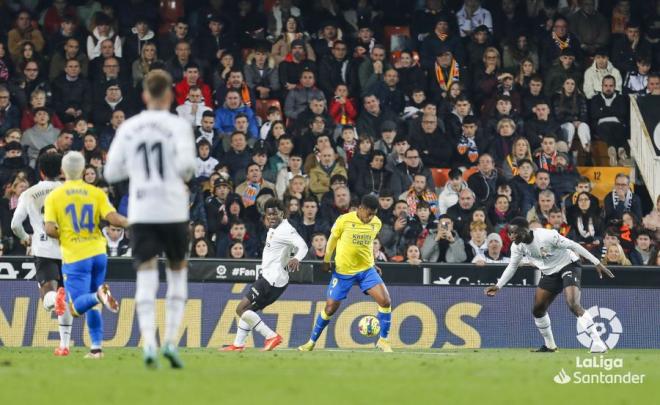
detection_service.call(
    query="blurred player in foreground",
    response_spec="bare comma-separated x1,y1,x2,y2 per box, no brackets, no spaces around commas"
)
11,153,71,356
299,195,393,352
104,69,196,368
485,217,615,353
222,199,308,352
44,152,128,358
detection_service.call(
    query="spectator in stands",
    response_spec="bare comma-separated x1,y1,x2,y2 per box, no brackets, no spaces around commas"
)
175,86,212,127
583,49,623,100
216,220,259,258
21,108,59,167
410,113,452,168
356,93,397,140
8,11,45,62
631,230,657,265
91,55,130,106
358,44,391,93
294,196,330,245
421,214,467,263
86,13,121,60
471,47,503,108
601,243,632,266
420,14,465,69
319,184,351,225
404,244,423,265
464,220,488,262
445,96,474,141
285,69,325,121
0,142,31,187
92,80,132,127
309,147,347,201
622,56,651,95
279,39,316,92
569,0,610,55
51,58,91,124
501,137,535,180
540,15,581,68
468,154,498,207
488,194,517,232
191,238,213,258
427,47,463,103
473,232,510,264
318,40,358,100
165,40,199,83
49,37,88,81
524,100,560,152
521,75,545,119
215,91,259,139
490,118,519,163
130,42,159,88
389,147,434,198
103,225,130,257
205,178,235,240
399,173,439,216
527,189,556,225
566,190,603,252
369,68,405,115
174,63,212,108
355,151,390,198
275,153,305,200
544,48,580,97
590,75,630,167
123,17,155,63
244,45,280,101
642,194,660,241
8,61,52,111
511,159,538,215
374,121,397,156
235,163,276,209
328,83,357,127
0,86,19,136
224,131,252,183
272,16,315,64
553,77,591,154
197,14,235,70
158,18,192,62
446,188,477,239
437,169,466,215
305,232,327,260
195,139,219,182
394,50,426,99
604,173,643,223
227,241,246,259
610,20,652,75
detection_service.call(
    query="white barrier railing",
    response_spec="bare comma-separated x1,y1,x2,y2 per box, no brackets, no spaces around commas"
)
630,96,660,201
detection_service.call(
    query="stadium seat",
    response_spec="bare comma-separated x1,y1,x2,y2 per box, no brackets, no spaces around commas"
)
255,99,282,121
577,166,634,201
383,26,411,52
431,168,450,188
158,0,184,34
264,0,277,14
462,166,479,180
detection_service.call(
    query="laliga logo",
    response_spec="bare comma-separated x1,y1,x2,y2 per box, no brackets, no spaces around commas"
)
576,306,622,350
216,265,227,279
553,369,571,384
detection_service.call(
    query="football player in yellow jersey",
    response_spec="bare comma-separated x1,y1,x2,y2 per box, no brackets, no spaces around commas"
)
44,152,128,359
299,195,393,352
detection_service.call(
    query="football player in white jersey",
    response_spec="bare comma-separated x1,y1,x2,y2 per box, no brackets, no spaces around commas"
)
11,153,72,356
485,217,615,353
104,69,197,368
222,198,308,352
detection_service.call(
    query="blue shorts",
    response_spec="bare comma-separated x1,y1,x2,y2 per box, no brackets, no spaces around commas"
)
326,267,384,301
62,254,108,302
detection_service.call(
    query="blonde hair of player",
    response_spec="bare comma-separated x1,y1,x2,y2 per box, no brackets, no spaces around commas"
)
142,69,174,110
61,151,86,181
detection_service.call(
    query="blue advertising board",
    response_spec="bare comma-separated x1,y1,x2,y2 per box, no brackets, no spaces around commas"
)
0,281,657,349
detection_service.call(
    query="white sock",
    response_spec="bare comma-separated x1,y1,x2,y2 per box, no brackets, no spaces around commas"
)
164,268,188,346
58,304,73,349
534,314,557,349
43,290,56,311
135,269,159,351
233,318,251,346
578,311,604,343
242,310,276,339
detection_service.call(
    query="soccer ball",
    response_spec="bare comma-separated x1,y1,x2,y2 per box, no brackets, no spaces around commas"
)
358,316,380,337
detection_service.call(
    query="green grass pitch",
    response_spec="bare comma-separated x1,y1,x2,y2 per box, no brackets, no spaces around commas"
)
0,348,656,404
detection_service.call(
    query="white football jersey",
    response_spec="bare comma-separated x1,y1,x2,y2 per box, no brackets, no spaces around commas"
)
11,180,61,259
261,219,308,288
496,228,600,289
104,110,196,223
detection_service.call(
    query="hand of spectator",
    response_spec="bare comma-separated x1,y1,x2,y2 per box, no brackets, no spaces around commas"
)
595,263,615,279
485,64,496,74
286,258,300,272
286,83,297,90
373,61,383,74
573,120,581,128
320,261,333,273
474,258,486,266
484,285,500,297
65,107,76,116
394,217,407,232
257,87,270,98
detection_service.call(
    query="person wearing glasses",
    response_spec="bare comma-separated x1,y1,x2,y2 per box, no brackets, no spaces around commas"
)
603,173,642,224
388,147,434,198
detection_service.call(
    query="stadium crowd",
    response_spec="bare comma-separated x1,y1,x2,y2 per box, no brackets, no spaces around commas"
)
0,0,660,266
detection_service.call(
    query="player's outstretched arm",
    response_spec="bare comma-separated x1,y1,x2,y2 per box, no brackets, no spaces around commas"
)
321,233,338,272
105,212,129,229
485,247,523,296
554,233,614,279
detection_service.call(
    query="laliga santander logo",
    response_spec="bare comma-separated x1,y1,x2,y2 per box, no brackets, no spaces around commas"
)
553,369,571,384
576,306,622,350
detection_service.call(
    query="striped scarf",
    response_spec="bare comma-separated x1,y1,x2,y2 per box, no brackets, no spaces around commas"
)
434,59,460,91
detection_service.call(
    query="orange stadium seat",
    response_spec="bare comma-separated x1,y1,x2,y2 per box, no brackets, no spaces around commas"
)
577,166,634,201
383,26,410,52
431,168,450,188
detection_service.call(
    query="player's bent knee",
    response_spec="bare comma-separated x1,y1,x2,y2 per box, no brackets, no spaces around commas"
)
324,301,340,316
532,307,546,318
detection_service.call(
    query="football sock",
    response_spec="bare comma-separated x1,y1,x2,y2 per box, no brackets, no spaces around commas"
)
43,290,56,311
534,314,557,349
578,311,604,344
310,310,332,343
164,268,188,346
243,310,276,339
58,304,73,349
73,292,100,315
233,318,251,346
377,306,392,339
86,309,102,349
135,268,159,350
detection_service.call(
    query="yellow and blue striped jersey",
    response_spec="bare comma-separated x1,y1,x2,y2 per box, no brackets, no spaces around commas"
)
44,180,116,264
330,211,381,275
